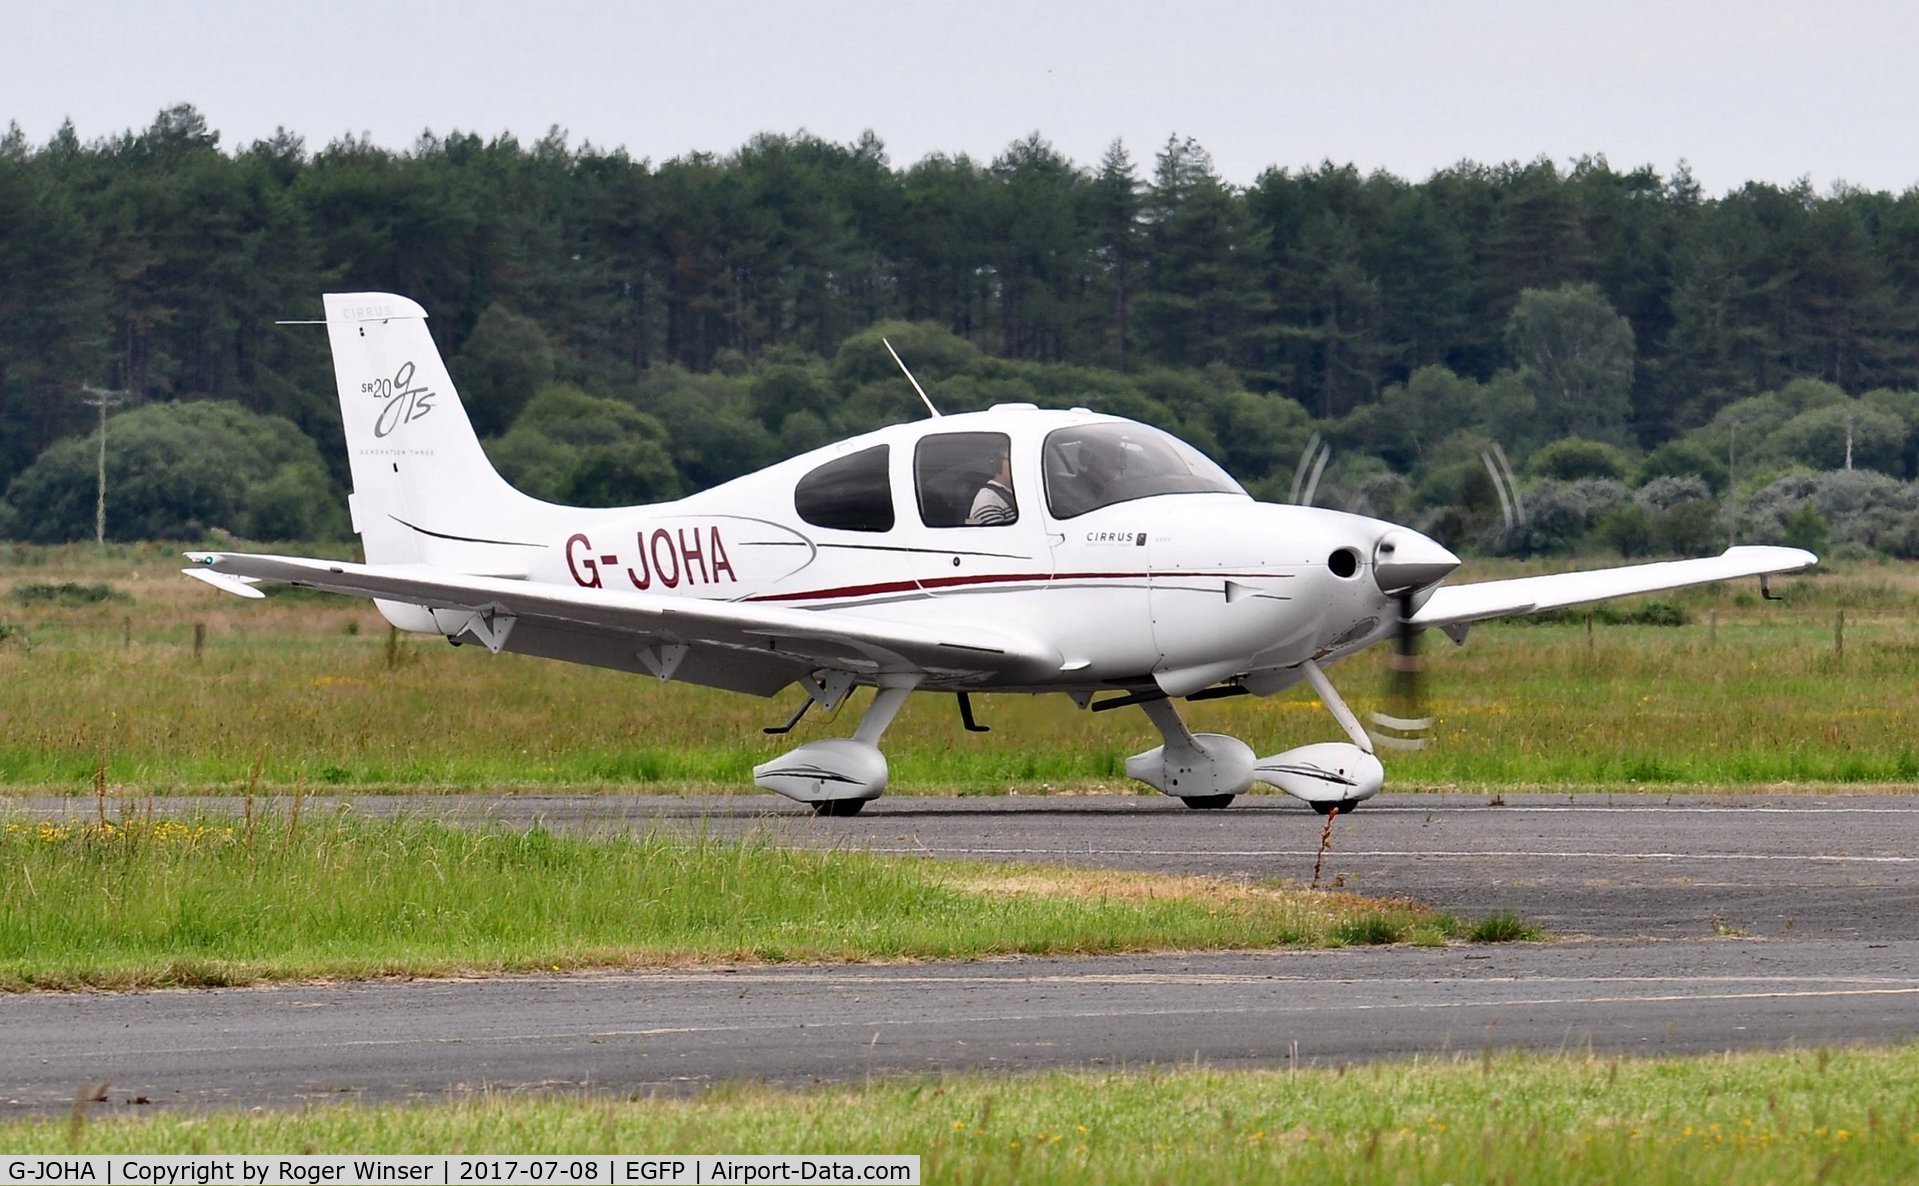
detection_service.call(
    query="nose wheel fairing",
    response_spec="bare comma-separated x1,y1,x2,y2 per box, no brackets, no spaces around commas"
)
1254,741,1383,808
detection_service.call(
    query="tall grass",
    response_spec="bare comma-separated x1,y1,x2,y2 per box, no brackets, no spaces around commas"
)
4,548,1917,791
0,808,1465,989
13,1047,1919,1184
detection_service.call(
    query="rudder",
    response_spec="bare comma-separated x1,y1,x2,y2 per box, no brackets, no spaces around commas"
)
324,293,549,567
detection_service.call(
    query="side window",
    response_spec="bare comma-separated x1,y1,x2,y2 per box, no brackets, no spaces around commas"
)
916,432,1017,528
795,445,894,532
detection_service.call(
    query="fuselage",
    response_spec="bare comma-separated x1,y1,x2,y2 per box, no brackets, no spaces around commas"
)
418,405,1446,696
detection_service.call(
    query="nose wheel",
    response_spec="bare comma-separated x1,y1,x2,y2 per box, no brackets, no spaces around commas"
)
811,799,868,817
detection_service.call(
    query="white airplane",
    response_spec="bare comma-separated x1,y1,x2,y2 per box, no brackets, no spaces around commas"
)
185,293,1816,815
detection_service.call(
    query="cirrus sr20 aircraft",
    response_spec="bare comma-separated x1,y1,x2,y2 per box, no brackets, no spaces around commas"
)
185,293,1816,816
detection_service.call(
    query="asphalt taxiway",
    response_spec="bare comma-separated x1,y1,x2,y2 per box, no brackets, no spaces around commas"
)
4,792,1916,1111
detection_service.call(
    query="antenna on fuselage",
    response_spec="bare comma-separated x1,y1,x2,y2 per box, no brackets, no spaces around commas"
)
882,338,942,419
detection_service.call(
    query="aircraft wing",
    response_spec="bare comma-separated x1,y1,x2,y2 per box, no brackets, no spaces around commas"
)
183,551,1062,694
1409,545,1817,631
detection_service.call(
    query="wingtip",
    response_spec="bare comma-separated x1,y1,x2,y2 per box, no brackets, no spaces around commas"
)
1723,544,1818,570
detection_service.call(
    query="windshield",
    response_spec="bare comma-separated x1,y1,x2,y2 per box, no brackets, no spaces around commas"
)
1042,423,1244,519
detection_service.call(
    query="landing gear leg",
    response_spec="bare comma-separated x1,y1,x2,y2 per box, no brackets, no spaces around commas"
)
1126,697,1255,809
852,680,916,747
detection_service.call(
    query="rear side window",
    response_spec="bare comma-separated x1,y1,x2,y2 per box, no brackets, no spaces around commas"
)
795,445,894,532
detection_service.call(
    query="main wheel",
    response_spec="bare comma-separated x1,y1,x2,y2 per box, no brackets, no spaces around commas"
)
1180,794,1236,810
811,799,868,817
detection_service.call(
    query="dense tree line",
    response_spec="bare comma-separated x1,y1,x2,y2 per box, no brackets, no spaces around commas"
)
7,104,1919,554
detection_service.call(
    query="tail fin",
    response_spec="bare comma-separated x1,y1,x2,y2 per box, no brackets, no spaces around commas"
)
324,293,550,567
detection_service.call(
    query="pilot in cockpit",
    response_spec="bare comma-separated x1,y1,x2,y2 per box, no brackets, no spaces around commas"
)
966,447,1017,525
1076,435,1125,498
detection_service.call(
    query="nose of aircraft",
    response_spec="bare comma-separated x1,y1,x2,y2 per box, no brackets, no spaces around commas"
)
1372,528,1460,594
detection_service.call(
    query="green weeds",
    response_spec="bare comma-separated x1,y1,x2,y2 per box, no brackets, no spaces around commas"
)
14,1047,1919,1183
7,581,125,606
1467,912,1542,942
1331,914,1406,945
0,809,1478,990
3,550,1918,793
1512,599,1693,626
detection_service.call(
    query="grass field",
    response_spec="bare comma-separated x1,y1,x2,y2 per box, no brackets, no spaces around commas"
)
0,807,1491,990
4,543,1915,793
10,1046,1919,1183
5,545,1910,1184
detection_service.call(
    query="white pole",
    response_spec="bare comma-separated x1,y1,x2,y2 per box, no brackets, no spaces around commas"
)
80,385,126,546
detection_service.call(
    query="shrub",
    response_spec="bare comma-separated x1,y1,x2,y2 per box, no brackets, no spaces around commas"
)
1653,499,1724,556
1638,439,1729,493
1515,600,1692,627
1767,402,1905,475
1634,475,1713,514
1527,437,1632,482
1592,505,1654,557
1332,915,1404,946
1488,478,1630,556
8,581,126,606
1738,470,1919,554
1782,503,1831,554
2,402,344,543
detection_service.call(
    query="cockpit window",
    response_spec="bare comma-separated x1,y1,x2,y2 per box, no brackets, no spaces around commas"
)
795,444,894,532
916,432,1017,527
1042,423,1243,519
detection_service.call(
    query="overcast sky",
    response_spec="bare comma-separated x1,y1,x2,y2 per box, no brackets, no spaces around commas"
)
7,0,1914,195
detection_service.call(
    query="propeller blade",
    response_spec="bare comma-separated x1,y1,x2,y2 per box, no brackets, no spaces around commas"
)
1370,590,1432,751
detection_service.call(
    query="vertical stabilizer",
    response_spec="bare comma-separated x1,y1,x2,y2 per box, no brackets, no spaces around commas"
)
324,293,548,567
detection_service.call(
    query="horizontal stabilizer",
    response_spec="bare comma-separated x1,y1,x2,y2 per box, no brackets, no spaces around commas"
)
180,566,266,599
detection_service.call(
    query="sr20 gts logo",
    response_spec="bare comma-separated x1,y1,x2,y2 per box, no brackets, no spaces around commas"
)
361,361,436,437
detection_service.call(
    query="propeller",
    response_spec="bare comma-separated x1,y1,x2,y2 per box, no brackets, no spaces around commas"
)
1369,591,1431,750
1366,530,1457,751
1364,448,1511,749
